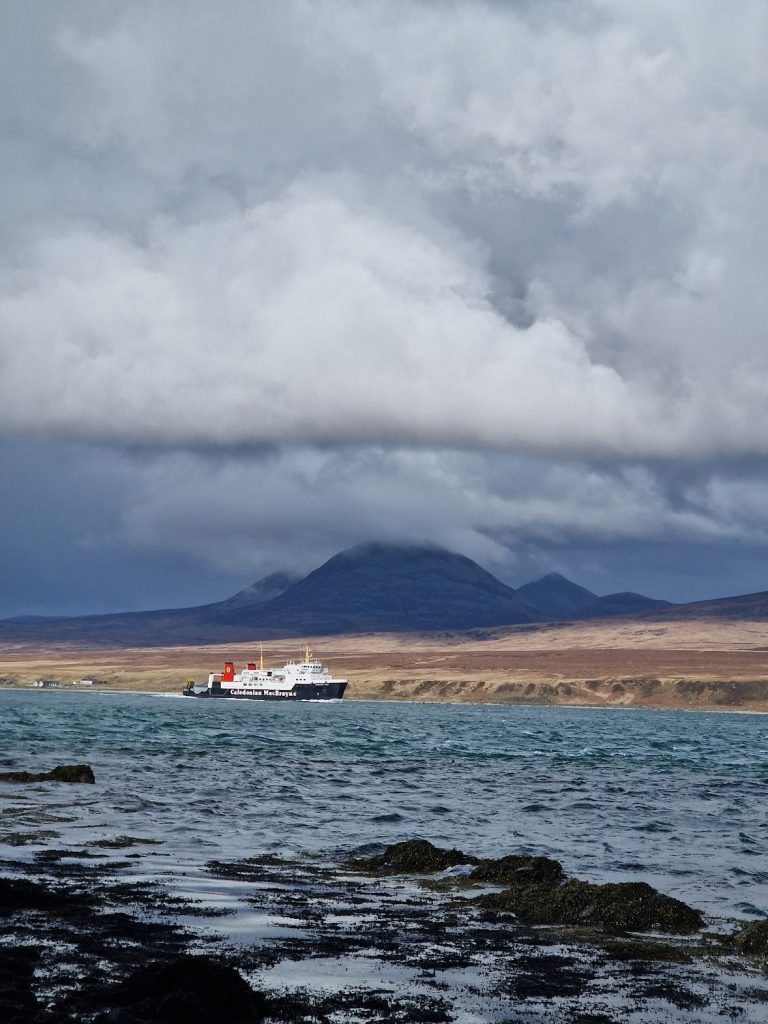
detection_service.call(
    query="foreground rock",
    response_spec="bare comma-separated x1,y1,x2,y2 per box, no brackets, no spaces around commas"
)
354,840,703,935
470,853,564,886
98,956,266,1024
349,838,477,874
0,948,38,1023
0,763,95,783
481,878,704,934
0,876,90,914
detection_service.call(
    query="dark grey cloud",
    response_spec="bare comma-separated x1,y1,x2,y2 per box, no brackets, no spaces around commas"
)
1,1,768,614
0,442,242,618
2,441,768,617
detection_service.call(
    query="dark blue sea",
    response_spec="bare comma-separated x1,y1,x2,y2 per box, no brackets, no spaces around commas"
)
1,690,767,922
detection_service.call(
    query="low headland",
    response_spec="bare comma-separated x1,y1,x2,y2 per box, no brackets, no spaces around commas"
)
1,615,768,711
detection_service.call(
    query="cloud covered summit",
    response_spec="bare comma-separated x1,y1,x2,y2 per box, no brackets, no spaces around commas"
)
1,0,767,614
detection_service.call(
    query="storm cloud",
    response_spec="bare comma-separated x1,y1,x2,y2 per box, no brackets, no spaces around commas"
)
1,0,768,613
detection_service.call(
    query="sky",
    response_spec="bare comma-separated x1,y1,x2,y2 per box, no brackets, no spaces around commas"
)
2,0,768,617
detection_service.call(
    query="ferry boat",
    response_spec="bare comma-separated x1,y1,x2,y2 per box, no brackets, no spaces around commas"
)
182,647,348,701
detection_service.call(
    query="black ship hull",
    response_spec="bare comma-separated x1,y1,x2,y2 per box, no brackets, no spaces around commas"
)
183,681,347,701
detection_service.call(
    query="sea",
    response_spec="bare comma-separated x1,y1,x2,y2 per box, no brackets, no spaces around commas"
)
1,690,767,922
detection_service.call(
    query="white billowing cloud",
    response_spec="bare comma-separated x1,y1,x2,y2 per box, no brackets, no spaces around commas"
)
0,1,767,462
108,447,768,582
318,0,768,207
3,0,768,599
0,176,766,461
0,182,646,454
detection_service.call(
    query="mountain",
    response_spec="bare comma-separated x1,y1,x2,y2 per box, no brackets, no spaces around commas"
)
0,543,534,646
224,542,534,634
570,592,673,619
514,572,671,621
657,591,768,620
214,571,302,611
1,614,71,624
0,567,304,647
516,572,597,617
0,541,752,650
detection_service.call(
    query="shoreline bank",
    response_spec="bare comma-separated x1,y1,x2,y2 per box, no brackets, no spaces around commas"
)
1,616,768,712
3,673,768,713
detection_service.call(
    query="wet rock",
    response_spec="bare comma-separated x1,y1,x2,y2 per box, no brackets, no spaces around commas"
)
481,879,703,934
91,836,163,850
499,951,591,1000
34,848,107,863
0,875,91,914
0,763,95,783
1,876,60,913
3,829,60,846
469,854,564,886
47,763,96,783
348,839,477,874
732,919,768,956
599,938,693,963
207,853,305,884
0,948,39,1022
101,955,266,1024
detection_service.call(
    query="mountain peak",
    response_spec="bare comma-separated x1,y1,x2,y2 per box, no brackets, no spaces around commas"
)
243,540,533,632
0,542,676,644
216,570,301,611
334,540,456,562
516,572,597,617
574,592,673,619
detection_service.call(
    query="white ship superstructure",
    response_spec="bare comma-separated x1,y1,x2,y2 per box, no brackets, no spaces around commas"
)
184,647,348,701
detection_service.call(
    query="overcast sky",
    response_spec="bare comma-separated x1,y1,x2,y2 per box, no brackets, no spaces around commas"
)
2,0,768,617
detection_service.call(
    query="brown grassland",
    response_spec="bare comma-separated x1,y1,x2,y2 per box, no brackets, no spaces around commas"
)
2,616,768,710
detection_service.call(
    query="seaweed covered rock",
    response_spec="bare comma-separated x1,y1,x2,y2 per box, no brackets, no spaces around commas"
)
345,838,702,936
46,763,96,783
349,839,477,874
732,920,768,956
102,955,266,1024
481,879,703,934
598,938,693,963
0,763,95,784
470,854,564,886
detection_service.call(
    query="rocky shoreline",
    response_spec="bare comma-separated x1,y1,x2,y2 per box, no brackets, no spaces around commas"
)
2,772,768,1024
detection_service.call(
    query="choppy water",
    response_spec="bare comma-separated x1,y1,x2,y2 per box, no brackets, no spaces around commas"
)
1,690,767,921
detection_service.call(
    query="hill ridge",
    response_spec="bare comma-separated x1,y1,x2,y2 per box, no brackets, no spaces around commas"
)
0,540,687,647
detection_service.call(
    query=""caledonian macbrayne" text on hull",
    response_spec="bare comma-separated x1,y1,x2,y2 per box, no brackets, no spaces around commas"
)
182,647,348,701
